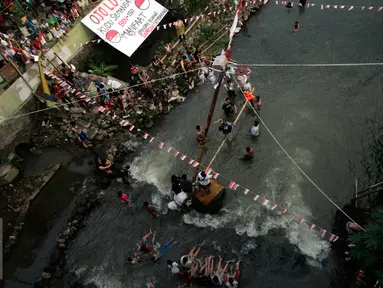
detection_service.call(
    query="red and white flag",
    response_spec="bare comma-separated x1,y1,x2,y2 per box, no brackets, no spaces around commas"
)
297,217,304,225
333,5,337,9
149,136,154,142
166,147,172,153
308,223,316,230
281,208,287,216
205,168,212,175
123,121,130,126
269,203,277,210
228,181,236,189
112,114,117,120
163,24,167,29
188,159,194,165
129,125,135,131
361,6,365,10
379,7,383,12
368,6,373,10
192,162,199,167
143,133,149,139
261,198,269,206
158,142,164,148
320,228,327,237
325,5,330,8
244,188,249,195
290,213,296,220
332,235,339,242
340,5,344,9
233,183,239,190
212,172,219,179
156,26,160,31
349,6,354,10
180,155,186,160
173,151,180,157
253,194,260,201
328,233,336,242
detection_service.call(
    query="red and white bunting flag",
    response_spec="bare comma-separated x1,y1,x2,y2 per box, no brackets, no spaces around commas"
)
123,121,130,126
349,6,354,10
180,155,186,160
282,1,286,4
332,235,339,242
328,233,335,242
156,26,160,31
299,2,302,6
173,151,180,157
291,2,294,6
90,100,97,105
340,5,344,9
143,133,149,139
325,4,330,8
276,1,278,4
163,24,167,29
253,194,260,201
281,208,287,216
308,223,316,230
119,119,125,125
333,5,337,9
192,162,199,167
97,106,103,111
70,88,76,93
228,181,236,189
321,4,323,9
297,217,304,225
233,183,239,190
368,6,373,10
379,7,383,12
85,98,91,102
201,14,205,18
166,146,172,153
112,114,117,120
290,213,296,220
208,11,212,15
169,23,172,27
261,198,269,206
188,159,194,165
158,142,164,148
269,203,277,210
245,2,248,6
311,3,315,6
244,188,249,195
195,16,199,20
129,125,135,131
205,168,212,175
320,228,327,237
149,136,154,143
213,11,216,16
212,172,219,179
76,91,81,95
361,6,365,10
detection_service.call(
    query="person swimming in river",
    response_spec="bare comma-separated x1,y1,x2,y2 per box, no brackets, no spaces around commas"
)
117,191,132,207
294,21,300,31
143,201,159,218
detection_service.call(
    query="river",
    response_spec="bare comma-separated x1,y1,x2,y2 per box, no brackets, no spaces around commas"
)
7,2,383,287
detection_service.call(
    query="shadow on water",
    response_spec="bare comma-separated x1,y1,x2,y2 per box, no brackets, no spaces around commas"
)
4,149,96,286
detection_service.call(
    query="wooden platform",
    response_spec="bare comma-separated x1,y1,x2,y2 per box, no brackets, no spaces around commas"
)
193,179,225,206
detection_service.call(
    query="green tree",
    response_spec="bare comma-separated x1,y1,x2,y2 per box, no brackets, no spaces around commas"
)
351,210,383,283
88,62,118,77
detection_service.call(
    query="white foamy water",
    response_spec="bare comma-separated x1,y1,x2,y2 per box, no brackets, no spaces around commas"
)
129,144,331,264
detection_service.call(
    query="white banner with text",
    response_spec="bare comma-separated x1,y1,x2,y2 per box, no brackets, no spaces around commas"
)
81,0,168,57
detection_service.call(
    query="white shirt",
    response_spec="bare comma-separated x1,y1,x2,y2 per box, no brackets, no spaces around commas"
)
197,172,212,186
168,262,180,274
250,125,259,136
180,255,193,268
226,280,239,287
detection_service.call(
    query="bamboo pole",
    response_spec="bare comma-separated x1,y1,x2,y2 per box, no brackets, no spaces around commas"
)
354,180,358,207
192,73,225,180
207,100,248,169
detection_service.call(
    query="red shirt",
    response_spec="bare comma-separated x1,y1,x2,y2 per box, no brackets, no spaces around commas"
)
54,85,66,99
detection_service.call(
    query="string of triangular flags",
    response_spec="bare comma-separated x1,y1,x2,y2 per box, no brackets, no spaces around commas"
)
65,0,382,50
270,1,383,11
42,70,344,244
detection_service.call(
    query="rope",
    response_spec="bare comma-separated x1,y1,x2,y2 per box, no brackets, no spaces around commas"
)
207,100,249,168
233,78,367,232
0,68,202,123
230,62,383,67
202,28,229,54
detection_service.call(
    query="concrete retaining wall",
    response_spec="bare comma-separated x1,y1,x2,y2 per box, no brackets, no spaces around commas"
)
0,22,94,154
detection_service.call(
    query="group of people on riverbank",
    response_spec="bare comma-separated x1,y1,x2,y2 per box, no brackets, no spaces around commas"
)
0,0,91,69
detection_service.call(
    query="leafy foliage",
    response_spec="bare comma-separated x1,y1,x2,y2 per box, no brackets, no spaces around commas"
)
184,0,207,13
351,210,383,283
88,62,118,77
